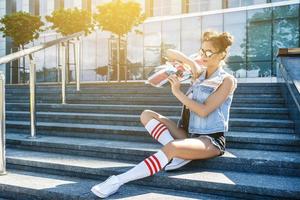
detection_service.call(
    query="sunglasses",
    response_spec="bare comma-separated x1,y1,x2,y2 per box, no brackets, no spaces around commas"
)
199,48,222,58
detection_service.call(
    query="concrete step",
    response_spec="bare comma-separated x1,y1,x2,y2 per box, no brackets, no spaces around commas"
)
6,95,285,104
5,112,294,129
6,83,280,93
6,88,282,98
0,169,226,200
5,148,300,200
6,103,290,119
6,99,286,108
7,125,299,151
6,133,300,177
6,120,295,139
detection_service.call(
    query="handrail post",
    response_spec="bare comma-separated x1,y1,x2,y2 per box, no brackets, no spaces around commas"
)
60,42,67,104
28,54,37,139
75,37,81,91
0,72,6,175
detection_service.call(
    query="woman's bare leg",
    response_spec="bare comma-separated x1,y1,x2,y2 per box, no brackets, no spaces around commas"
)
140,109,188,139
162,136,222,160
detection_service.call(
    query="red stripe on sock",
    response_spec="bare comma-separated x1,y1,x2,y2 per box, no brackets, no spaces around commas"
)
153,124,165,139
151,122,162,137
155,127,168,140
152,154,162,170
144,159,153,176
148,156,158,173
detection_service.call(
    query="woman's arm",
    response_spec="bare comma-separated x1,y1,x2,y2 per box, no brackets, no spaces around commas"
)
169,75,235,117
166,49,203,81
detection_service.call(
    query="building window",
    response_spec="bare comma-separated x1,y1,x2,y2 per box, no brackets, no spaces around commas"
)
181,17,201,56
152,0,181,16
224,11,247,77
64,0,82,9
16,0,30,12
188,0,223,13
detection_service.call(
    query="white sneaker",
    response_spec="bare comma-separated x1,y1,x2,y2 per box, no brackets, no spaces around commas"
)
164,158,191,171
91,175,122,198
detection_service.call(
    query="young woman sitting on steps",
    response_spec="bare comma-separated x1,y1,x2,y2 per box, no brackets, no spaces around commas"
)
91,30,237,199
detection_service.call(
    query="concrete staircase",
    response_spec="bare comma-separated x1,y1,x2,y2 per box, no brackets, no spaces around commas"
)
1,82,300,200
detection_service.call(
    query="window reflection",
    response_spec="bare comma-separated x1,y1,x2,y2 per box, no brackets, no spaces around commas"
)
224,11,246,76
153,0,181,16
82,32,97,81
247,8,272,63
162,19,180,58
44,34,58,82
202,14,223,33
181,17,201,56
188,0,222,13
127,25,143,80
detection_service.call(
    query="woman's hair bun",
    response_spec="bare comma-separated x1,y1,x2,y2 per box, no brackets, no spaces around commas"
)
201,30,234,51
220,32,234,48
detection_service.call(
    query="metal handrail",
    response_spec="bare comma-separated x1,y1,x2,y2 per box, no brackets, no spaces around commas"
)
0,32,83,65
277,58,300,113
0,72,6,175
0,31,84,141
276,48,300,97
277,48,300,57
276,48,300,133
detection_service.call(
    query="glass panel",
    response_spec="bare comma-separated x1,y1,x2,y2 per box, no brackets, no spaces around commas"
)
247,7,272,21
144,22,161,46
96,31,110,81
64,0,82,9
271,0,290,2
144,47,161,67
247,8,272,62
39,0,55,17
247,61,272,77
127,25,143,80
153,0,163,16
224,11,247,78
224,11,247,62
33,36,46,82
163,0,181,16
82,32,97,81
224,62,247,78
188,0,201,13
162,19,180,57
92,0,112,13
16,0,29,12
273,18,299,60
273,4,299,19
181,17,201,56
82,69,97,81
44,34,58,82
226,0,242,8
152,0,181,16
199,0,223,11
189,0,223,13
202,14,223,33
243,0,267,6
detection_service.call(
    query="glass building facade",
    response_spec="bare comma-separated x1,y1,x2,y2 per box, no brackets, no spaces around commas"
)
0,0,299,83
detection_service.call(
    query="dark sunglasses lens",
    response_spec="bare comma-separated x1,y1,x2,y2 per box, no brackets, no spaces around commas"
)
206,51,213,57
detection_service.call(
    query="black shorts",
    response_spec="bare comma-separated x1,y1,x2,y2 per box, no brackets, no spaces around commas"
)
188,132,226,156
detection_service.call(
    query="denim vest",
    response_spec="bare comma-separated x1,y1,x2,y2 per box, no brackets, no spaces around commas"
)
179,67,237,135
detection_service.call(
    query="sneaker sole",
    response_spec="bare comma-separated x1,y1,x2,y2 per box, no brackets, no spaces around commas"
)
165,160,191,171
91,187,107,198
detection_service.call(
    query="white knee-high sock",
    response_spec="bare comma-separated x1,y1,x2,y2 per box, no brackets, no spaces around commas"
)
145,118,174,145
116,150,169,185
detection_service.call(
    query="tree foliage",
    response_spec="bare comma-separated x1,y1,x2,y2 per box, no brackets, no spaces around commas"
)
46,8,94,36
94,0,146,36
0,11,44,47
